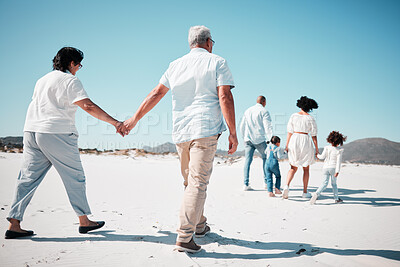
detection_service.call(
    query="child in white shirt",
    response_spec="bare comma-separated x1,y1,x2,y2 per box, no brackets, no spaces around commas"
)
310,131,347,204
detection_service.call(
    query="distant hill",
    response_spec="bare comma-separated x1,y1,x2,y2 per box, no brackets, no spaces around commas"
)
142,142,177,154
0,136,23,146
342,138,400,165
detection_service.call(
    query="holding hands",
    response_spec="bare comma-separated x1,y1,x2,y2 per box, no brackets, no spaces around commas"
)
75,98,128,138
123,117,137,136
114,121,127,137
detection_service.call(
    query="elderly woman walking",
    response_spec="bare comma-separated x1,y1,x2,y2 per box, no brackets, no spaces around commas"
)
5,47,126,239
282,96,319,199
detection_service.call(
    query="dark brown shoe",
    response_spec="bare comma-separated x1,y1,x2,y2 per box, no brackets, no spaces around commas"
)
175,237,201,253
5,230,34,239
195,225,210,238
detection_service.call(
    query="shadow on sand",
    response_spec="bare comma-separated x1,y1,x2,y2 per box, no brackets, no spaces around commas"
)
284,187,400,207
30,230,400,262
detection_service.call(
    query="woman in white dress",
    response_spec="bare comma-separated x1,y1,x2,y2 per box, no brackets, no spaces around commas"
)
282,96,319,199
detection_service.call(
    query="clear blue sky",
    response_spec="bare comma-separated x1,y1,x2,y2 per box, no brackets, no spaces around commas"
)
1,0,399,151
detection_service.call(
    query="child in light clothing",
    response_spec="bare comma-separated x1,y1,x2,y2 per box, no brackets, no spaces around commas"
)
310,131,347,204
265,136,288,197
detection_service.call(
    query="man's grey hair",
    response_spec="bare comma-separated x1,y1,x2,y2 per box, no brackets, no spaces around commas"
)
188,25,211,48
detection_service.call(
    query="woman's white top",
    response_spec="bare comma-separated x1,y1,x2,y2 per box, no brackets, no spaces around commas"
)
24,70,89,135
287,113,318,167
287,113,317,136
318,145,344,173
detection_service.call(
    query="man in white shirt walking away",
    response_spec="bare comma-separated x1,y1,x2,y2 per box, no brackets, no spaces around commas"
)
240,96,273,191
123,25,237,253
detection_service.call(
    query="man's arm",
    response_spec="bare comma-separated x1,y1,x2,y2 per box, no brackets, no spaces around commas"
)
124,83,169,134
263,110,273,141
218,85,238,155
74,98,126,136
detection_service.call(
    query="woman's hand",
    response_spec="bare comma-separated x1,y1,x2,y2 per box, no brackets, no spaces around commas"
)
334,172,339,177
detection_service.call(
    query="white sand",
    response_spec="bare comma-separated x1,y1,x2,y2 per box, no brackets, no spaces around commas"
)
0,151,399,266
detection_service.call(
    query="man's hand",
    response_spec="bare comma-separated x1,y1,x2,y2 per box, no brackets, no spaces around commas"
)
218,85,237,155
114,121,127,137
228,133,238,155
122,83,169,136
123,118,137,136
334,172,339,177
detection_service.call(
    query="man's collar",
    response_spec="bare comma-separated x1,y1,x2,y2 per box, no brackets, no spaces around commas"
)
190,47,208,53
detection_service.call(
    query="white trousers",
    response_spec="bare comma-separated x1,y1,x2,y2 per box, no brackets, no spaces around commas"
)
7,132,91,221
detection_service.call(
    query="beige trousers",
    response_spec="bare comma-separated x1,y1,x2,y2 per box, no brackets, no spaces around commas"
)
175,134,219,242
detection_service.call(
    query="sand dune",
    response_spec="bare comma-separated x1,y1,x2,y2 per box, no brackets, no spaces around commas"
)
0,152,399,266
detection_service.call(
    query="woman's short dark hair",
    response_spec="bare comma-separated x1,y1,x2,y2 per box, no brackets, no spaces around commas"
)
52,47,84,72
327,131,347,146
270,136,281,145
296,96,318,113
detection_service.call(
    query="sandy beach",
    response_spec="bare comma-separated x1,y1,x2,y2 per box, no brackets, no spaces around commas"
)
0,152,399,266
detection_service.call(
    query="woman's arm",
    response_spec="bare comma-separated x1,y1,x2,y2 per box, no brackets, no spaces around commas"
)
74,98,126,136
312,136,319,156
285,132,293,152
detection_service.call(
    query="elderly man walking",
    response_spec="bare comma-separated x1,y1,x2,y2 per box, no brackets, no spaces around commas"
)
124,25,237,253
240,96,273,191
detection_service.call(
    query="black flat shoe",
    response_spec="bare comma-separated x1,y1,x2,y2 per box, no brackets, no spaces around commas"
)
79,221,105,234
5,230,34,239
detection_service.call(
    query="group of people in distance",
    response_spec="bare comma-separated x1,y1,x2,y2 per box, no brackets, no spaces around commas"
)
4,25,345,254
240,95,347,204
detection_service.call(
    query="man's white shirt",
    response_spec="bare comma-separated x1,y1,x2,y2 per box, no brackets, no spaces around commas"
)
240,103,273,144
160,48,235,144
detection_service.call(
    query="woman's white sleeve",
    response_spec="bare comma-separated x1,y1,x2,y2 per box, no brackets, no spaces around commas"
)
287,115,294,133
310,117,318,136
